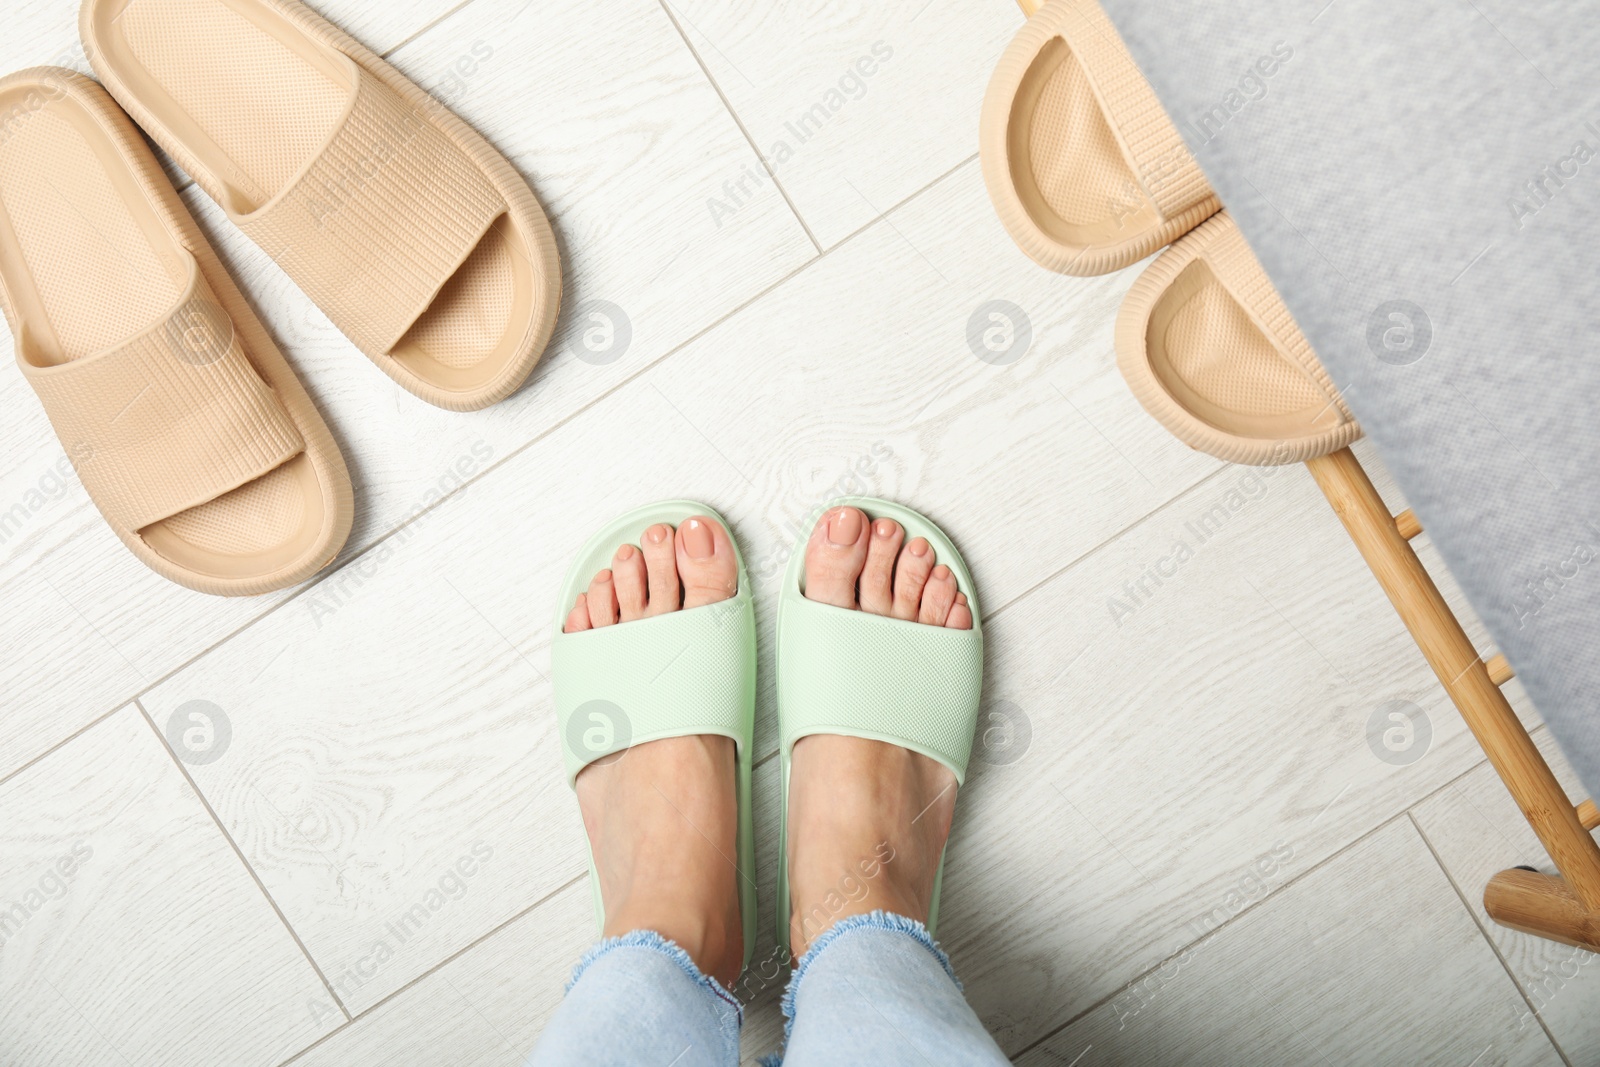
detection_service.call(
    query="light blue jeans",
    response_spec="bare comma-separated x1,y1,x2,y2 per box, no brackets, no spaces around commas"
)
526,911,1012,1065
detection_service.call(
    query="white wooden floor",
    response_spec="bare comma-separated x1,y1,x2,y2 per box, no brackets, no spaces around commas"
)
2,1,1596,1064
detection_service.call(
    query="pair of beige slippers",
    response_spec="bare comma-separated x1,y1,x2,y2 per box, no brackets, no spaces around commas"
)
0,0,562,595
981,0,1360,467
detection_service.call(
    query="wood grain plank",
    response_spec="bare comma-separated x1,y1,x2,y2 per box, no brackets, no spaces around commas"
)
666,0,1022,246
1015,819,1563,1067
0,0,813,781
0,705,339,1065
1412,726,1600,1065
0,1,94,80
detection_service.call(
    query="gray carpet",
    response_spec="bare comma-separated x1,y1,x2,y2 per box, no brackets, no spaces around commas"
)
1100,0,1600,797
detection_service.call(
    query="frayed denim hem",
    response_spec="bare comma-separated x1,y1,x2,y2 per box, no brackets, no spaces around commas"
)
567,929,744,1027
767,910,959,1061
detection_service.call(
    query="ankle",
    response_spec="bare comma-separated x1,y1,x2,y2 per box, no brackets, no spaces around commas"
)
605,889,743,987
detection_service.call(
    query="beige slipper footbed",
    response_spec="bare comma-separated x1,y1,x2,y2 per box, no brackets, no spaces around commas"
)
1116,212,1361,466
79,0,562,412
980,0,1220,277
0,68,352,595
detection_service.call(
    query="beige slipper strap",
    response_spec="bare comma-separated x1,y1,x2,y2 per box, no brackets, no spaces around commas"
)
1200,216,1352,422
239,67,505,359
1041,0,1212,220
24,260,304,532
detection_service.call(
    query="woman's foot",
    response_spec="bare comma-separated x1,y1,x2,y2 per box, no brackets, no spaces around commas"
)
787,506,972,957
563,517,744,986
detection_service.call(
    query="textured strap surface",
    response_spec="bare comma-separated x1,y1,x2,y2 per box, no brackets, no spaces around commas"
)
1042,0,1212,219
24,258,303,531
239,66,504,357
552,596,756,784
1201,214,1351,419
778,597,984,784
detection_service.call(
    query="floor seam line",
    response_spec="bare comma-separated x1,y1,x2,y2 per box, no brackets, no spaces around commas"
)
1007,809,1416,1060
273,872,589,1067
380,0,483,58
0,705,126,791
654,0,823,253
129,698,353,1025
1405,810,1576,1067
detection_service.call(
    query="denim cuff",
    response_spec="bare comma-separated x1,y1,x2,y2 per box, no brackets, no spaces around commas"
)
567,929,744,1027
767,910,960,1059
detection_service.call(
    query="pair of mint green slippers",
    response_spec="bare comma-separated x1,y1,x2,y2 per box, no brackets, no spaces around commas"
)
550,497,986,970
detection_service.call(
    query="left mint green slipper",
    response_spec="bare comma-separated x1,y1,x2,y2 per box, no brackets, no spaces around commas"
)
551,500,757,971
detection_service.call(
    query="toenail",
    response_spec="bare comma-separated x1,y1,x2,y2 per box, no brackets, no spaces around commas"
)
616,544,635,560
909,538,929,557
827,508,862,546
933,565,951,580
875,519,895,538
596,569,612,582
683,519,715,559
646,524,668,545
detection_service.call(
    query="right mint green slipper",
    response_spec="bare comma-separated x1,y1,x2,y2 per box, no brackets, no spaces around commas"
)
551,500,757,971
775,497,985,961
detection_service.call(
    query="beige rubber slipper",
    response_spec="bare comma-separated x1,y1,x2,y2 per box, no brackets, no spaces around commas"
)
1116,212,1361,466
980,0,1220,276
80,0,562,412
0,68,352,595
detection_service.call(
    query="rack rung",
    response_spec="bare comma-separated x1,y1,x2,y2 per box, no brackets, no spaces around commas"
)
1484,654,1514,686
1393,509,1423,539
1581,800,1599,832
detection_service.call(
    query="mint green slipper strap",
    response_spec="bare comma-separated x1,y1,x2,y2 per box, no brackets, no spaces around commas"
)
777,496,985,784
554,599,755,782
777,598,983,783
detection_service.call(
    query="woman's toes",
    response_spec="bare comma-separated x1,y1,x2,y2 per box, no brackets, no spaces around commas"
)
586,569,619,627
804,506,872,609
641,524,680,616
563,595,591,634
675,517,739,610
858,518,903,616
612,544,648,621
946,591,974,630
891,538,935,620
946,592,974,631
918,564,958,626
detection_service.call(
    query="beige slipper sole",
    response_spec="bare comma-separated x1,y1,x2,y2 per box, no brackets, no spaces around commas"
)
1116,212,1361,465
81,0,562,412
0,68,353,595
980,0,1220,276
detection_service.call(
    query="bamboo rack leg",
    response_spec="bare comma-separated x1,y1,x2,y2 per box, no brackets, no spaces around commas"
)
1305,448,1600,928
1481,868,1600,951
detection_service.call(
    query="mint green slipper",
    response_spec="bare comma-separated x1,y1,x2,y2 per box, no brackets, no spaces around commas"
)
551,500,757,970
775,497,985,960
